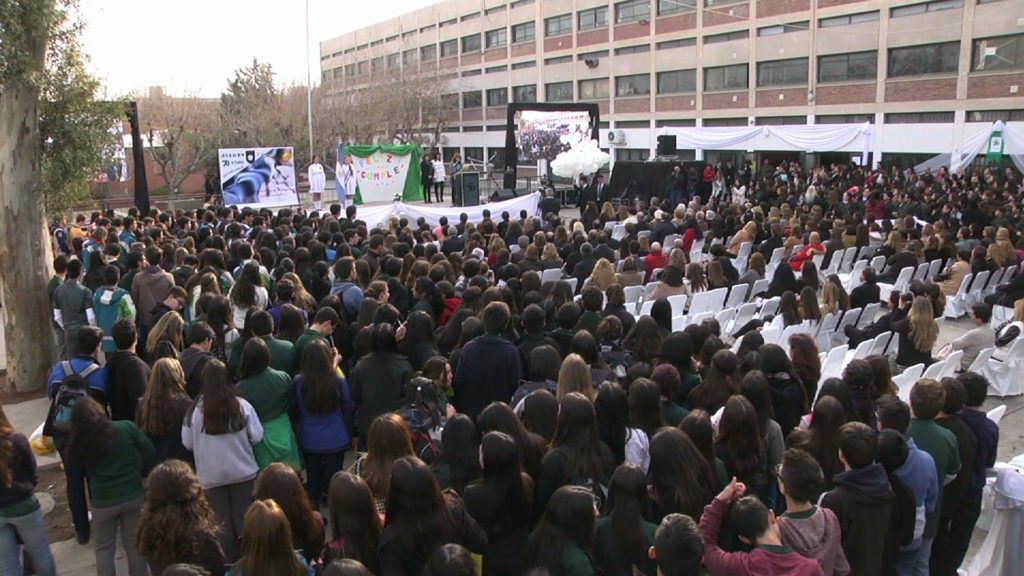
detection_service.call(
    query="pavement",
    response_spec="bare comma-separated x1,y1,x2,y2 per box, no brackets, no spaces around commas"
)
2,313,1021,574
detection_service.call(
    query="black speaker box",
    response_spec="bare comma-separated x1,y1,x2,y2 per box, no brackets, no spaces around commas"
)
656,134,678,157
491,189,518,202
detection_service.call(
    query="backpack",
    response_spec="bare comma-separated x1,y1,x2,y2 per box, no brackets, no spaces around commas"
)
43,361,101,437
554,447,609,513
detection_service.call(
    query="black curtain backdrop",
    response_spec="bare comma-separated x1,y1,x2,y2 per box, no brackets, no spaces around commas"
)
608,160,679,204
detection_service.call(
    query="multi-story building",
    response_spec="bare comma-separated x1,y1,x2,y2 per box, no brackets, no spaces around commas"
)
320,0,1024,171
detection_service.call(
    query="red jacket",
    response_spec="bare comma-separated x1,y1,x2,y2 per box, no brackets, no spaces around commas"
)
644,251,668,283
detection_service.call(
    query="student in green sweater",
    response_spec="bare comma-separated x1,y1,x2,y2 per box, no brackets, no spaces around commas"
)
525,485,597,576
596,464,658,575
66,396,156,576
236,338,300,471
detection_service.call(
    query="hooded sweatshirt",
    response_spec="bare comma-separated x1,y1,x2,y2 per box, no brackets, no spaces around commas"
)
777,506,850,576
131,265,174,327
179,346,213,399
820,463,894,576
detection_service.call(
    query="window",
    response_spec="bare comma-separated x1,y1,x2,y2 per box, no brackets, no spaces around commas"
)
486,88,508,106
704,30,749,44
545,14,572,37
818,51,877,82
345,63,356,78
616,0,651,23
486,28,507,49
819,11,879,27
579,6,609,30
657,69,697,93
890,0,963,18
421,44,437,61
973,34,1024,72
546,81,574,101
463,91,483,109
967,109,1024,122
371,57,383,73
615,44,650,56
705,0,745,5
704,64,748,90
385,35,399,42
461,69,482,77
656,119,696,127
511,22,535,43
545,55,572,65
755,116,805,125
579,78,610,99
439,18,457,28
463,148,484,165
439,39,458,58
884,111,955,123
510,0,534,7
658,0,696,15
402,30,416,39
485,5,506,15
578,50,610,60
513,84,537,102
462,34,481,53
757,58,808,86
888,42,959,77
356,61,368,75
758,21,808,36
657,38,697,50
463,126,484,132
618,149,649,161
387,53,401,69
420,24,435,32
703,117,747,127
486,64,507,73
816,114,874,124
461,12,480,22
512,60,536,70
617,73,651,96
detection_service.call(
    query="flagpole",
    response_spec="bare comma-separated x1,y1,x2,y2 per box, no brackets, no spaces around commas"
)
305,0,314,160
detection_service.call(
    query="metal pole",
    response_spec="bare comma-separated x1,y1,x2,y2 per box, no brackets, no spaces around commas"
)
305,0,314,159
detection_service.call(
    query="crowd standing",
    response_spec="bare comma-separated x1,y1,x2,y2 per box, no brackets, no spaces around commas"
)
2,158,1022,576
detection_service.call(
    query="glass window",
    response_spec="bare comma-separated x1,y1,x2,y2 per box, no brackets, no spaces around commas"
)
888,42,960,77
420,44,437,61
703,117,747,126
511,22,535,43
618,149,650,161
513,84,537,102
486,88,508,106
616,73,651,96
884,112,955,123
512,61,536,70
462,34,481,53
816,114,874,124
972,34,1024,72
546,81,574,101
486,64,507,73
545,55,572,65
485,28,507,49
656,38,697,50
578,50,610,60
658,0,696,16
356,61,368,75
755,116,806,125
818,51,877,82
403,49,418,65
463,91,483,108
615,0,651,24
705,0,744,5
461,69,482,77
370,57,384,72
704,30,749,44
579,6,608,30
757,21,808,36
819,11,879,27
545,14,572,37
615,44,650,56
757,58,808,86
890,0,963,18
345,63,356,78
579,78,610,99
439,40,457,58
656,69,697,93
441,93,459,111
967,109,1024,122
704,64,748,91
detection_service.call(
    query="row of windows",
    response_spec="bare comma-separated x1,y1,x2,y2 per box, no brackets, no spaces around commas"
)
334,34,1023,84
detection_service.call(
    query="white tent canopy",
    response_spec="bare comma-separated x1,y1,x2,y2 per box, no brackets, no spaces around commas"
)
914,120,1024,174
659,122,872,162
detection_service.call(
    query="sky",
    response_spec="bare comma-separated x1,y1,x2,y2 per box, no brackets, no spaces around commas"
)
78,0,436,98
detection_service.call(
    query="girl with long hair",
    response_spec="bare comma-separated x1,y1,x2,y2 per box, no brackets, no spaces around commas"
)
595,464,658,576
892,296,938,368
596,381,652,472
282,271,317,315
476,401,548,483
136,357,194,465
820,275,850,316
146,310,184,364
799,285,822,323
295,338,354,504
557,353,596,402
350,413,415,515
658,332,701,400
136,459,225,575
228,263,269,329
432,413,481,494
536,393,615,517
228,499,314,576
349,323,416,451
679,409,729,488
788,333,821,402
786,396,848,490
325,472,382,572
201,294,239,363
685,262,706,294
686,349,739,414
771,290,803,330
379,457,487,574
0,405,56,576
182,359,264,560
759,343,808,435
648,428,716,522
277,303,307,344
623,316,662,365
397,310,440,371
797,261,821,292
737,370,785,494
585,258,617,292
524,486,597,576
463,431,534,576
236,338,300,470
66,397,154,575
716,395,770,504
254,463,324,565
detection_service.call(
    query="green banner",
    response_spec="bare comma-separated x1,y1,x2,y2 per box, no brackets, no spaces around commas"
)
344,144,423,204
986,130,1004,162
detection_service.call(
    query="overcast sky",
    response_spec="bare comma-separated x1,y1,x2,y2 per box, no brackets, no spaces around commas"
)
79,0,436,98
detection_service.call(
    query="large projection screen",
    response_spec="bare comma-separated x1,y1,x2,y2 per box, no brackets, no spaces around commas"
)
504,103,600,190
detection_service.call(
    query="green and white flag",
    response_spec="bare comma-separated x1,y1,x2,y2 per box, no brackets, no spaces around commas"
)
346,145,424,204
987,130,1004,162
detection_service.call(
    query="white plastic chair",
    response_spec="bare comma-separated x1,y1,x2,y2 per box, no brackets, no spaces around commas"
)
983,337,1024,397
565,278,578,294
638,300,655,317
968,270,990,306
913,262,930,282
820,345,849,380
839,246,858,274
759,297,781,319
671,315,689,332
830,307,862,348
623,285,644,313
840,260,868,291
541,268,562,284
844,338,874,368
780,324,805,352
943,273,973,319
870,255,886,274
857,302,881,329
879,267,914,304
926,259,943,280
815,312,840,352
716,307,738,331
725,284,748,309
611,224,627,242
922,360,945,381
868,332,892,357
730,303,759,335
749,279,770,301
761,326,782,345
901,363,925,383
667,294,688,316
966,346,996,375
939,350,963,378
735,242,753,275
690,311,714,325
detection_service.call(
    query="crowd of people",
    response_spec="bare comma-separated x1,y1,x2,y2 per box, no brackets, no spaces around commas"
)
1,158,1021,576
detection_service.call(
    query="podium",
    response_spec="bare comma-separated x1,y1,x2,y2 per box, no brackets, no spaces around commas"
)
456,172,480,206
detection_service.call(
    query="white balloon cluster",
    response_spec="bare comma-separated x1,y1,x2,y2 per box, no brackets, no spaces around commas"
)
550,138,610,179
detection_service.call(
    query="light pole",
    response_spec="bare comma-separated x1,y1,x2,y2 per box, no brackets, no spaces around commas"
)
305,0,314,160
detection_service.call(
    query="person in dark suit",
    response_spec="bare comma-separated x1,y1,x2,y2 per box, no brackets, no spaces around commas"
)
571,243,597,295
441,227,465,254
538,188,561,217
758,222,785,258
594,173,609,204
850,266,881,310
575,175,592,209
879,242,921,283
420,151,435,203
593,233,616,263
709,244,739,285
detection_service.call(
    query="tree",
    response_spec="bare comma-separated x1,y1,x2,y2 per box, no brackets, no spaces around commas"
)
219,60,310,162
137,87,218,209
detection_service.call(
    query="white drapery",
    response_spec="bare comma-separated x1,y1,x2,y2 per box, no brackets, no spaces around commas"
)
916,121,1024,174
660,122,872,160
356,192,542,230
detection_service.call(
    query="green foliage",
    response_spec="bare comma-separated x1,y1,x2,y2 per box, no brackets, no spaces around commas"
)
0,0,60,90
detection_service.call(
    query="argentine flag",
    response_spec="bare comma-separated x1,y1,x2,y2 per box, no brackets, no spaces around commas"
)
335,140,345,203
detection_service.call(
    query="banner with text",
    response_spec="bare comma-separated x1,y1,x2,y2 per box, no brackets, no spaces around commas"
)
219,147,298,208
345,145,423,204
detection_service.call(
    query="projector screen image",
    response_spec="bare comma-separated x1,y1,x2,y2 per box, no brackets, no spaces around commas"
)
516,109,593,163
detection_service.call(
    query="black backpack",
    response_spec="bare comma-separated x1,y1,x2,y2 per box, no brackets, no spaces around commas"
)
43,361,100,437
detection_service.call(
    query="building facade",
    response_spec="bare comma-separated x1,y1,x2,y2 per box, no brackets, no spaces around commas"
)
320,0,1024,170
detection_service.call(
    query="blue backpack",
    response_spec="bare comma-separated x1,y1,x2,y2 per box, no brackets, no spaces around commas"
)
43,361,100,436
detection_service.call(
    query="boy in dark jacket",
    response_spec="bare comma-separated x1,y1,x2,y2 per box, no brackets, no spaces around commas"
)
105,319,151,422
453,302,522,420
821,422,895,576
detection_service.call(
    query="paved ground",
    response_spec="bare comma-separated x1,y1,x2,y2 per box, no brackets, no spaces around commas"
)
2,314,1021,574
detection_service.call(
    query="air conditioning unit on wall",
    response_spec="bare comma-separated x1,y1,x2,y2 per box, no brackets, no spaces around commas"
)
607,130,626,146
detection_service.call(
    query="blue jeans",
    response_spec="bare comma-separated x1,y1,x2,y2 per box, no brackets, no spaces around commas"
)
670,188,683,209
0,506,57,576
895,535,933,576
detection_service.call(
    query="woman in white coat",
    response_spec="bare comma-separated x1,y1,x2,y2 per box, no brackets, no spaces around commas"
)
338,153,356,208
308,155,326,211
431,152,446,204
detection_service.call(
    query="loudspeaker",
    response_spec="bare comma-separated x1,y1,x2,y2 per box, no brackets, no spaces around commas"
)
491,189,518,202
656,134,677,157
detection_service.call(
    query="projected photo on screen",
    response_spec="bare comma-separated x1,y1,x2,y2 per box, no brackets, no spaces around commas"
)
516,110,593,163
